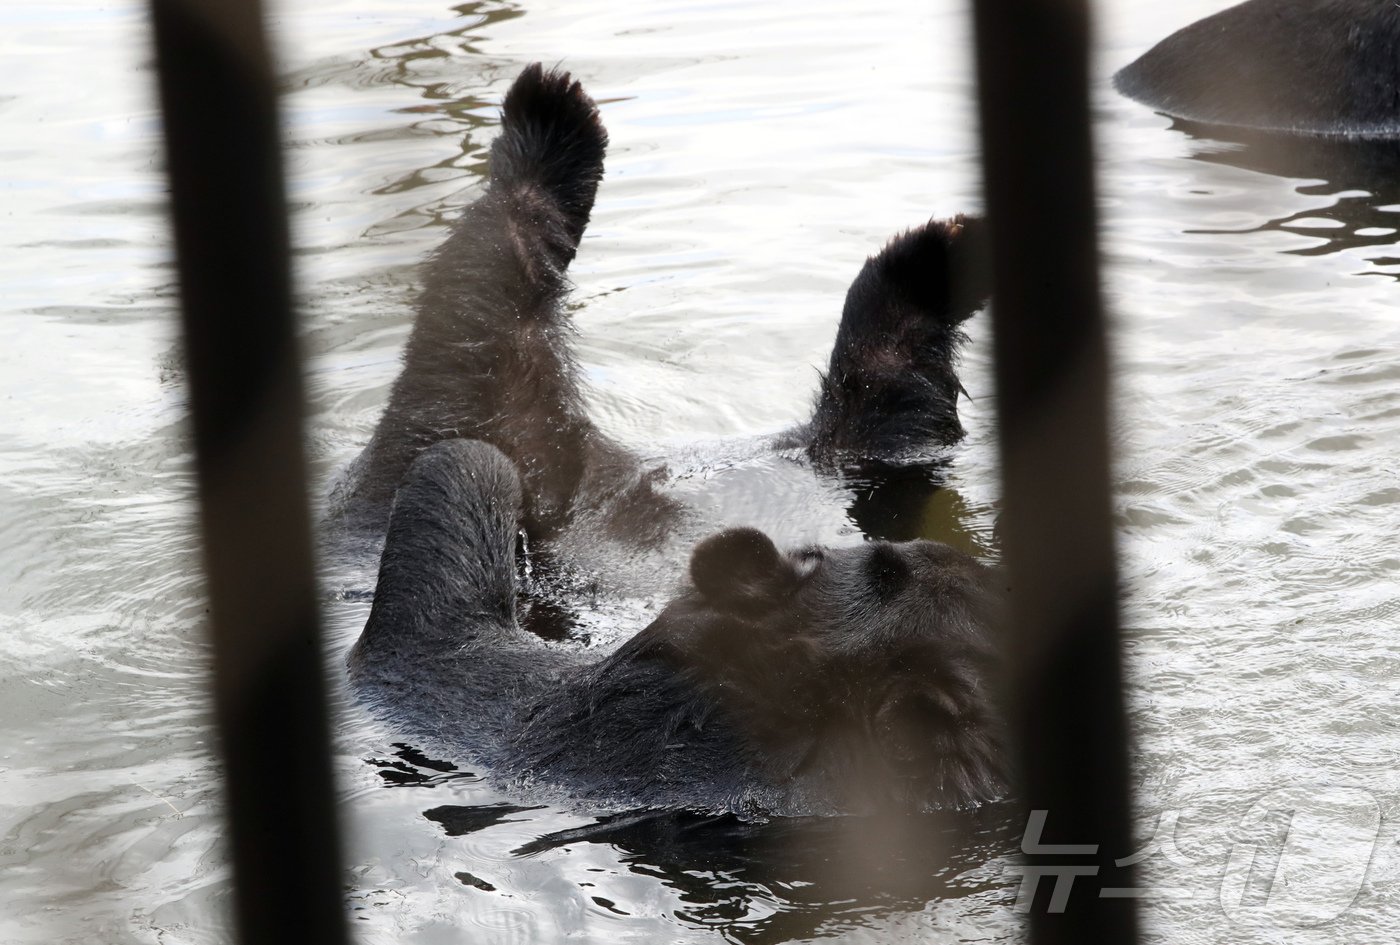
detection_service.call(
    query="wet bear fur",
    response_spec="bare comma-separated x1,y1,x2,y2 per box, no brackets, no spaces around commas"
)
345,65,1005,814
1115,0,1400,138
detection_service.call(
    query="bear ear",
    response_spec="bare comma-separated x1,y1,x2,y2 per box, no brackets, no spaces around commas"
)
689,527,793,610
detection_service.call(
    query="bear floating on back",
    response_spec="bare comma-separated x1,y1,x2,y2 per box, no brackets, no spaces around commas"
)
344,65,1005,814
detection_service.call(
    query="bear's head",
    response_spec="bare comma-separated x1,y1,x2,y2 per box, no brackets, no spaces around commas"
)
636,526,1007,810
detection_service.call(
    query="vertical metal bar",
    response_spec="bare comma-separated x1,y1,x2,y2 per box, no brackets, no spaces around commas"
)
970,1,1139,942
149,2,349,943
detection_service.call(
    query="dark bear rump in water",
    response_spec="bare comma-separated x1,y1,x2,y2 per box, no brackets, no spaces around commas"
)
1115,0,1400,137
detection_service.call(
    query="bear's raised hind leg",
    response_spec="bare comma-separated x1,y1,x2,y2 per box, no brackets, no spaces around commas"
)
346,65,611,535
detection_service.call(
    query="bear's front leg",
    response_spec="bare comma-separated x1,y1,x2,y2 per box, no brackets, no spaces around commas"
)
803,215,990,465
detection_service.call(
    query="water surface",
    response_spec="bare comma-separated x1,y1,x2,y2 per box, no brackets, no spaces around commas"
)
2,0,1399,942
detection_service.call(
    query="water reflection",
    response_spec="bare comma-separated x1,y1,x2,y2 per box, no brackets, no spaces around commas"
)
843,460,992,554
282,1,528,234
362,3,524,199
429,803,1019,943
368,742,479,787
1171,119,1400,269
424,802,543,834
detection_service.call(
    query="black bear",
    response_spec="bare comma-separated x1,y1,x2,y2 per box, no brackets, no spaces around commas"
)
343,65,1004,814
1114,0,1400,138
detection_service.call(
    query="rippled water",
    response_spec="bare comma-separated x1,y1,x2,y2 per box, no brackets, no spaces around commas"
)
3,0,1399,942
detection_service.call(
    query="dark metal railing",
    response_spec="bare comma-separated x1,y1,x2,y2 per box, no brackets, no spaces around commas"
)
974,0,1138,941
150,1,1136,942
149,1,348,943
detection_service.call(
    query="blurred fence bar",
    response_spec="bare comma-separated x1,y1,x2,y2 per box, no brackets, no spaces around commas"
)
149,2,349,943
972,0,1139,942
